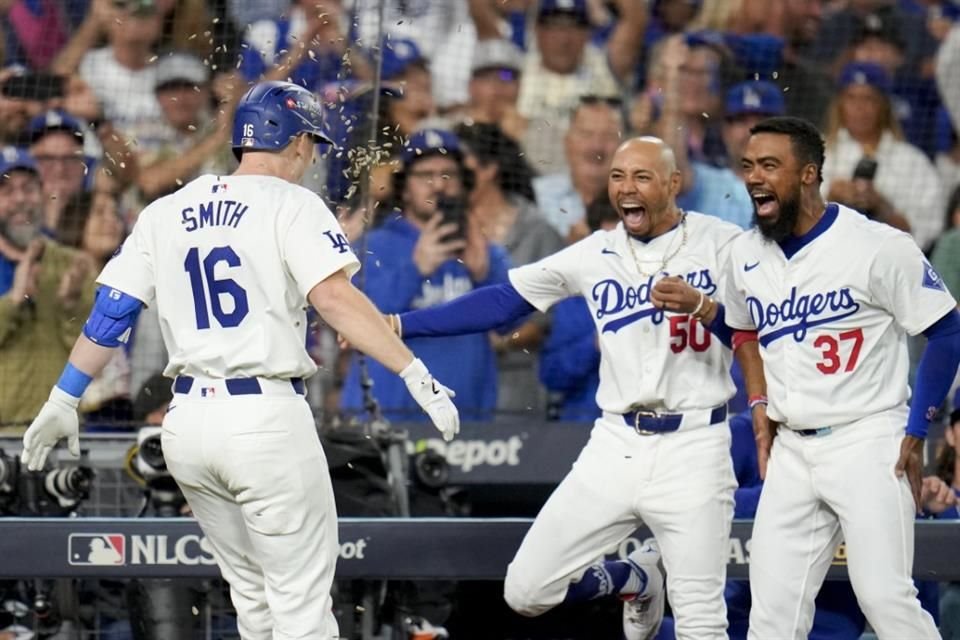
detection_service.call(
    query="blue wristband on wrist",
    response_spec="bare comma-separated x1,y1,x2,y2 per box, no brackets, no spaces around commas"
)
57,363,93,399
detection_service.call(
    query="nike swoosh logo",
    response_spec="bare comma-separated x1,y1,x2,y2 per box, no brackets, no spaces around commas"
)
165,405,177,413
601,248,620,257
744,262,760,272
431,380,440,395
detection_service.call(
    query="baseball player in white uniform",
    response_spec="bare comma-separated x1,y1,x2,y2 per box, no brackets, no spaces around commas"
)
19,81,460,640
382,137,767,639
717,116,960,638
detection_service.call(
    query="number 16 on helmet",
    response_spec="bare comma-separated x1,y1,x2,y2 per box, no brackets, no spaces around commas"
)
232,81,335,160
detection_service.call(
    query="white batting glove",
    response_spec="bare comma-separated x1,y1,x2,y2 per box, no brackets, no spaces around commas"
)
400,358,460,442
21,387,81,471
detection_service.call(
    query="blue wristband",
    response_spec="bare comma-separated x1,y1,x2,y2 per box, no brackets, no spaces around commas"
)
57,363,93,399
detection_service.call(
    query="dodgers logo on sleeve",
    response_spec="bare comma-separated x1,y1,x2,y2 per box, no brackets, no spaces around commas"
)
922,261,946,292
324,230,350,254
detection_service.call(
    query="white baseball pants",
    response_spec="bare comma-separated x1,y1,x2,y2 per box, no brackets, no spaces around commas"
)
748,409,939,640
504,416,736,640
161,379,340,639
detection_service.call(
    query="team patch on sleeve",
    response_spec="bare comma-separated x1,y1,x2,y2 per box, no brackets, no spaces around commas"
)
922,261,946,292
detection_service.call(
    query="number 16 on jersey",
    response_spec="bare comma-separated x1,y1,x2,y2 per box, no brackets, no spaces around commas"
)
184,245,249,329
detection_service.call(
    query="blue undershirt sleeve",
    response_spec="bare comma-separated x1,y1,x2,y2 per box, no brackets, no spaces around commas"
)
705,303,733,349
400,282,537,338
907,310,960,439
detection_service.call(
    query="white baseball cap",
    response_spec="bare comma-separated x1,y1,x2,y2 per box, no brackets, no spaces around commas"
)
471,39,524,75
155,52,210,90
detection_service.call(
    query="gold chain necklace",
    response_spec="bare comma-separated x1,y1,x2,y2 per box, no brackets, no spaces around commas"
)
624,211,688,278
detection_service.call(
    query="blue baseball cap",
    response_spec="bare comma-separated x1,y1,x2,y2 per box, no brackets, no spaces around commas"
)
26,109,84,145
0,146,38,176
400,128,464,168
684,31,784,78
380,38,426,81
725,81,785,120
725,34,783,78
537,0,590,26
839,62,892,95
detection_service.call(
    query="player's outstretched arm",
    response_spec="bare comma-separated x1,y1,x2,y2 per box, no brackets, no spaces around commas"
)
22,286,144,471
391,282,537,340
309,270,459,441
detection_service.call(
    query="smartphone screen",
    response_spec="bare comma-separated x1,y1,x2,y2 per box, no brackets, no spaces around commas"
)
1,74,65,101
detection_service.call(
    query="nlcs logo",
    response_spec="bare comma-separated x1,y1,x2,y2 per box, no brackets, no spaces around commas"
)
68,534,125,566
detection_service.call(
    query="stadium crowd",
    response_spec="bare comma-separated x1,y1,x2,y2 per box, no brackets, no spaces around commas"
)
1,0,960,637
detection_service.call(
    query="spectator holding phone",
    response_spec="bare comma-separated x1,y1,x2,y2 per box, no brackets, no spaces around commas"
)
454,121,563,415
339,129,510,421
823,63,944,249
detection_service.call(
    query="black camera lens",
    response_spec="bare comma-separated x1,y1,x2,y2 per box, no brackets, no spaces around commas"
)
139,434,167,471
413,450,449,490
44,467,93,503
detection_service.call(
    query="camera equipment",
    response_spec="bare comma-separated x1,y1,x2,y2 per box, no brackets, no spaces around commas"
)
124,427,200,640
0,451,91,638
0,448,93,516
412,449,449,491
130,426,185,517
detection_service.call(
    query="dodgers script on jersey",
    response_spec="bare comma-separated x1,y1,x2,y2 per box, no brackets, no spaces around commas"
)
723,203,957,429
509,211,741,413
97,174,359,380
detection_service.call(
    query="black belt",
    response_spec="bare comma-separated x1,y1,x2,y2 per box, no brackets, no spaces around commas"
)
174,376,305,396
622,405,727,435
796,426,833,437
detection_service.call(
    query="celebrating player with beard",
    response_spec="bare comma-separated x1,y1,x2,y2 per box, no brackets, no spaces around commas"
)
662,116,960,639
380,136,768,640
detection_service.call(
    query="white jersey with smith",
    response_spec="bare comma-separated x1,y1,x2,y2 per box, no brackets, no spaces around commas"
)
98,174,359,380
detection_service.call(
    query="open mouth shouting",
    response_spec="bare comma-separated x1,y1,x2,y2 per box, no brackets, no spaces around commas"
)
620,202,647,233
751,190,779,218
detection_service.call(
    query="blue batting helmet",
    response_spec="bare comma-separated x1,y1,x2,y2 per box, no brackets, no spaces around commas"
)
232,81,334,160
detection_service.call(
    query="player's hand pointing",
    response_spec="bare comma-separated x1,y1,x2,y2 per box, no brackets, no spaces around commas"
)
895,435,924,514
400,358,460,442
21,387,82,471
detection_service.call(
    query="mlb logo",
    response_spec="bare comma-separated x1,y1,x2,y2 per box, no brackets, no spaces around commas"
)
68,534,125,566
211,183,228,194
201,387,216,398
922,262,946,292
